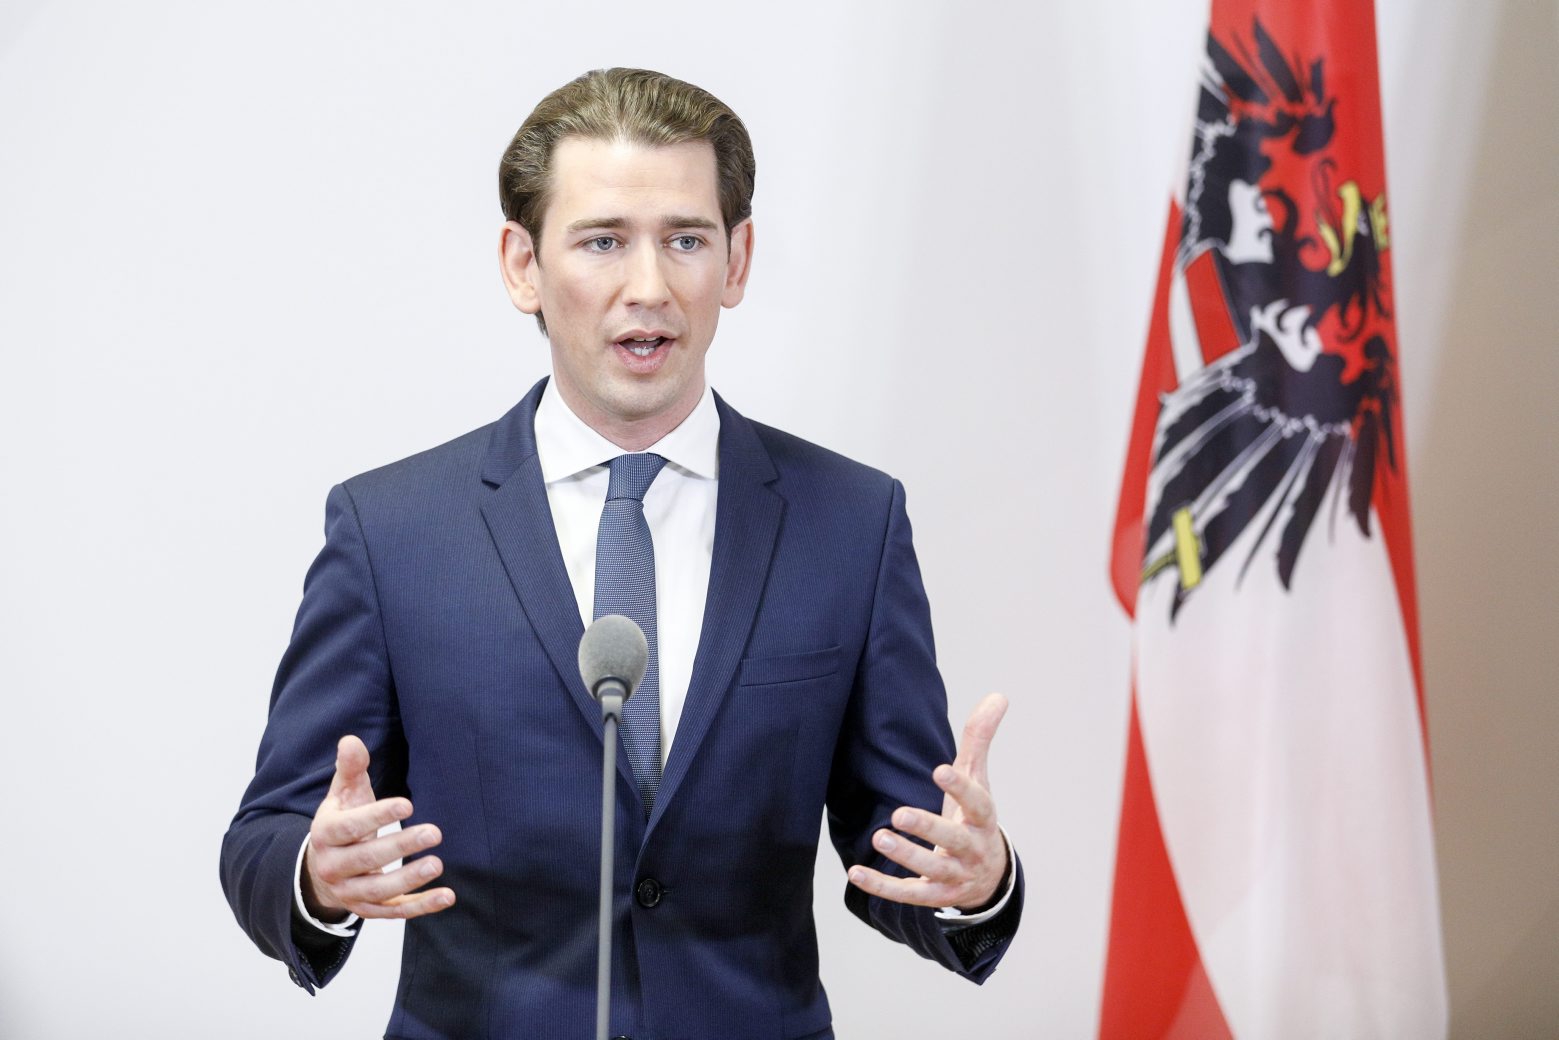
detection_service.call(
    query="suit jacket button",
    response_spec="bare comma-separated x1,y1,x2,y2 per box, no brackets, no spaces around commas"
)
635,877,663,908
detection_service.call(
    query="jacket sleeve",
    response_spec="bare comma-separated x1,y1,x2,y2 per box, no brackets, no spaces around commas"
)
219,482,408,993
826,479,1023,982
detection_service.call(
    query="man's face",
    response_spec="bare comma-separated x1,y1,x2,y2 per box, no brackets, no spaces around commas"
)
501,136,753,447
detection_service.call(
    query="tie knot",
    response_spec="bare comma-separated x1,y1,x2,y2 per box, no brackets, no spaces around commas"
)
606,453,666,503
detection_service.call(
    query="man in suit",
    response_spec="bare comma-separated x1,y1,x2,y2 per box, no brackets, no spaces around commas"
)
222,68,1021,1039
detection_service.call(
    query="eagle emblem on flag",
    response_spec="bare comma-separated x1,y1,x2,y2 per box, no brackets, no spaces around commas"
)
1141,18,1401,619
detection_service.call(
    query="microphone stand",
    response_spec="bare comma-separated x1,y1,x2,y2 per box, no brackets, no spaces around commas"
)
596,685,624,1040
579,614,645,1040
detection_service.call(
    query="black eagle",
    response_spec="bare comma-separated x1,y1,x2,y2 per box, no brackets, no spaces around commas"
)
1143,17,1401,620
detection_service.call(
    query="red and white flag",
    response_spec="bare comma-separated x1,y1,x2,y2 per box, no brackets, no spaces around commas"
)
1103,2,1448,1037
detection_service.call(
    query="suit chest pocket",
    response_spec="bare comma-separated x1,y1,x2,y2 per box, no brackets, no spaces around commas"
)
737,644,841,688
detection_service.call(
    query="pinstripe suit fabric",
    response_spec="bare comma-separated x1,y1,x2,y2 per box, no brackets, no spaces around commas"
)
221,378,1022,1039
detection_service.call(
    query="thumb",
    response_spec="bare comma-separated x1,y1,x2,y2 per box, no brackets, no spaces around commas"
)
953,693,1008,788
327,734,375,808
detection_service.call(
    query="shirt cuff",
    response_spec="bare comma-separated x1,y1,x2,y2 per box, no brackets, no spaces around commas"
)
294,834,361,937
934,827,1016,929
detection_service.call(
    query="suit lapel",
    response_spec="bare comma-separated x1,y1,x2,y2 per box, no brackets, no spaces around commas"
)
650,395,782,833
478,379,638,795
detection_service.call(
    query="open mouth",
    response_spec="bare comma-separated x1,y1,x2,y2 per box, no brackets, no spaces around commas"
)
620,336,668,357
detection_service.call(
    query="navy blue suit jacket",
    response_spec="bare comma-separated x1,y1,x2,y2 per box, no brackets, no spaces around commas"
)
221,380,1021,1039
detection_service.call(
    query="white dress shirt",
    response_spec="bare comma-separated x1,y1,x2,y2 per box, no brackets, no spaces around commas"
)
533,379,719,763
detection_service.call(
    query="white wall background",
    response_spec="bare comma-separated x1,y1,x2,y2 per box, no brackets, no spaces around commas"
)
1,1,1554,1037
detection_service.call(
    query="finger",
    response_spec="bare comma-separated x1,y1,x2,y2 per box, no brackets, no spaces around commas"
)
890,804,975,856
313,796,414,848
327,735,376,809
933,764,997,829
871,829,961,885
349,886,457,921
952,693,1008,787
318,824,442,880
846,865,955,908
335,854,445,906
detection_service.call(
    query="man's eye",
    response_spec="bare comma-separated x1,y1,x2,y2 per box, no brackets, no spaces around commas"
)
670,235,701,251
585,236,617,252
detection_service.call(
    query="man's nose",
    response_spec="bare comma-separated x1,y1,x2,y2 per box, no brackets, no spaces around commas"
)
623,242,672,307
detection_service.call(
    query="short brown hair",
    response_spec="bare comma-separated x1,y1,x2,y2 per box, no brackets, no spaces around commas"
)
499,67,756,248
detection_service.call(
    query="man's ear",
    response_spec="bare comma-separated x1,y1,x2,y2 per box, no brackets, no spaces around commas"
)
721,218,754,309
499,220,542,314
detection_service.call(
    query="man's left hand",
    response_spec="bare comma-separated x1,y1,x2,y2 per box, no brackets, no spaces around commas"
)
847,692,1010,911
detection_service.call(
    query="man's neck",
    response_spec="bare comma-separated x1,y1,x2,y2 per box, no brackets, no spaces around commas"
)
551,381,704,452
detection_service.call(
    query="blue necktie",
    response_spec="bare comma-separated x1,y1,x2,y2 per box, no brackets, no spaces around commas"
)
593,453,668,815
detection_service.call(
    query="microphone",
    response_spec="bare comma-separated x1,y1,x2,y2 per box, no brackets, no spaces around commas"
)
578,614,647,1040
578,613,649,710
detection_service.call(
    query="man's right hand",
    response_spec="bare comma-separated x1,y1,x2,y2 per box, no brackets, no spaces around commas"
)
301,735,456,921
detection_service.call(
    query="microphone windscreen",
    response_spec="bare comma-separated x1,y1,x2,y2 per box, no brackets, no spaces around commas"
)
578,614,648,700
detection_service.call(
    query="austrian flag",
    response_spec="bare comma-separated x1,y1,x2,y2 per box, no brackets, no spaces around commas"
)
1103,1,1448,1037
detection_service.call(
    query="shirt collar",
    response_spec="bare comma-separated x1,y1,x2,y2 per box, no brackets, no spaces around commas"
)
534,379,720,484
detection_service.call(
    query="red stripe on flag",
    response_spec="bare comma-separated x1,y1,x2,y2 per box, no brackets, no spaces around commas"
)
1111,205,1182,618
1099,692,1232,1040
1184,251,1243,364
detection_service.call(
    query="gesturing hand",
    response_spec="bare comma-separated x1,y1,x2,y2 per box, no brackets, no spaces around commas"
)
301,735,456,922
847,693,1010,912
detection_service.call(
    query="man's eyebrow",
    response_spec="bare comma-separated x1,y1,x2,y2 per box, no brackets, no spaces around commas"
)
564,216,628,233
662,216,720,231
563,215,721,234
